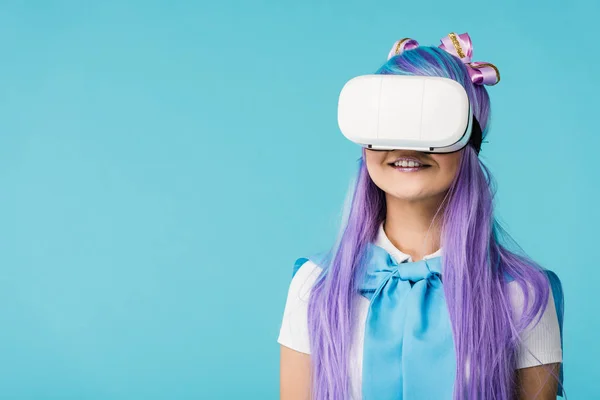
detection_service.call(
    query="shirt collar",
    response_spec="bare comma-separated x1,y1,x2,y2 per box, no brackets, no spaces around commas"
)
373,221,443,263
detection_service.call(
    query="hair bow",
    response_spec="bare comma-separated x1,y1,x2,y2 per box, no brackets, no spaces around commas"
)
387,32,500,86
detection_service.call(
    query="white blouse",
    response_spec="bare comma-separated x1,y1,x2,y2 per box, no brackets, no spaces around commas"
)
277,222,562,399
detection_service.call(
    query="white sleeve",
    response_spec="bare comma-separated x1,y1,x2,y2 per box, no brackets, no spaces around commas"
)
277,260,323,354
508,280,563,369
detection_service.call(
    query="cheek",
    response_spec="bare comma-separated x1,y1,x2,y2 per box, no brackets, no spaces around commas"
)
364,150,386,165
432,152,462,185
364,150,387,176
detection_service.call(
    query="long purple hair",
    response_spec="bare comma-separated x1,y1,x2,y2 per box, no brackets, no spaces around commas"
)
306,46,561,399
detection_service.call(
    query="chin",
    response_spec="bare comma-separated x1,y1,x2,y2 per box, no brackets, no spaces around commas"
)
386,190,432,202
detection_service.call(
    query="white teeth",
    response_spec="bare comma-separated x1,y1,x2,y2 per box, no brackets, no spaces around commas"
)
394,160,422,168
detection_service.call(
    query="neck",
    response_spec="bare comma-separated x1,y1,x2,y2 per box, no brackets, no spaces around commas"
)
384,192,446,261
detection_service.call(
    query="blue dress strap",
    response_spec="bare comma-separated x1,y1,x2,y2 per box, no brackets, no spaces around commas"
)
292,257,309,278
291,251,329,278
545,269,565,397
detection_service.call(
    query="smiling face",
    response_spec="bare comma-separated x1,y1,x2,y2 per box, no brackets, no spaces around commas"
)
364,148,464,202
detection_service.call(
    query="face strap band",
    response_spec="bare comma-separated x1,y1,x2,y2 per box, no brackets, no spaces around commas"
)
470,116,483,154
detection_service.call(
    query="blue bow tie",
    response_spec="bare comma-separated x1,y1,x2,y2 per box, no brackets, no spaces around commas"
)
358,243,456,400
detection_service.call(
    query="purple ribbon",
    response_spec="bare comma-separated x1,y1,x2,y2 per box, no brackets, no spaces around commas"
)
386,38,420,60
387,32,500,86
438,32,500,85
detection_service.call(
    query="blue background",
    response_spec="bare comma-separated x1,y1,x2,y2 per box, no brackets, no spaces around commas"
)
0,1,597,398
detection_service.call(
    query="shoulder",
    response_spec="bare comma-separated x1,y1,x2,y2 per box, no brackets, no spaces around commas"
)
506,273,564,369
277,259,323,354
505,271,563,321
288,258,324,302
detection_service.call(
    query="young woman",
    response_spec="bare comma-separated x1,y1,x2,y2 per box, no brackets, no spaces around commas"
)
277,33,564,400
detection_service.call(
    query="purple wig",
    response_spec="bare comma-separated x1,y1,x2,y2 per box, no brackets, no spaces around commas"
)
305,46,562,399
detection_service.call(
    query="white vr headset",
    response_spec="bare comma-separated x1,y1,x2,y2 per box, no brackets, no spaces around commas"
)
337,75,480,153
